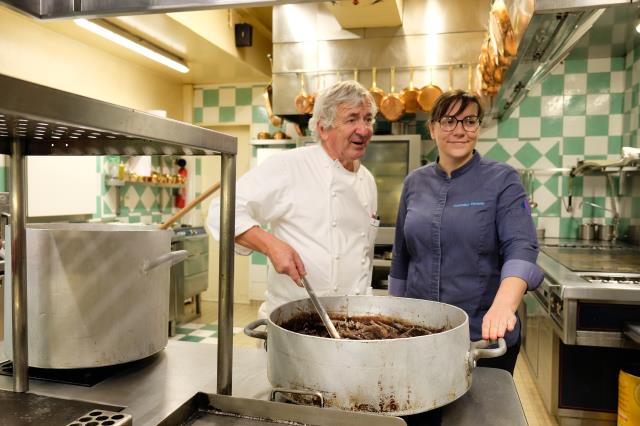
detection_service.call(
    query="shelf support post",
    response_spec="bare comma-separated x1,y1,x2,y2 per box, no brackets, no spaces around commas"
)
217,152,236,395
10,136,29,392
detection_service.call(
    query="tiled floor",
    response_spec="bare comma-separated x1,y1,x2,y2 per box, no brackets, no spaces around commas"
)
183,300,560,426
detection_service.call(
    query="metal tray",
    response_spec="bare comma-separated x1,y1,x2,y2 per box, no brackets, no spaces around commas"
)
158,393,407,426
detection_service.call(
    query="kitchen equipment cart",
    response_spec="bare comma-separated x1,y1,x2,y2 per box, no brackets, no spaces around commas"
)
0,340,528,425
0,73,237,395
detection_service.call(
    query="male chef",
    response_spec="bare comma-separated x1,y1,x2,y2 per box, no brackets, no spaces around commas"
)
207,80,379,318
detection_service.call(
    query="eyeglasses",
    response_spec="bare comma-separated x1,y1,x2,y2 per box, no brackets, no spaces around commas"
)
437,115,481,132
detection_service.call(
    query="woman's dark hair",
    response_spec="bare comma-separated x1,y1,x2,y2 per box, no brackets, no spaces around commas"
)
176,158,187,167
429,90,484,123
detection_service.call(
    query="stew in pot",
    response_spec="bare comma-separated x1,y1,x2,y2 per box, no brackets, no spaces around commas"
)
280,312,447,340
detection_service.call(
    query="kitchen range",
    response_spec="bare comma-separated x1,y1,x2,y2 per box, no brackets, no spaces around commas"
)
521,239,640,425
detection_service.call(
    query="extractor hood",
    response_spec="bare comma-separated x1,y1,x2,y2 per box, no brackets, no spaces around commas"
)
271,0,491,116
489,0,635,121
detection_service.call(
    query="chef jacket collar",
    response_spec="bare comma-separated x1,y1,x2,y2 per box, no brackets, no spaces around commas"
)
435,150,480,179
318,143,361,172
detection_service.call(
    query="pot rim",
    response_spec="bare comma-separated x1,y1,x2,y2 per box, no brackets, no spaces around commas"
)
267,295,469,343
27,222,168,232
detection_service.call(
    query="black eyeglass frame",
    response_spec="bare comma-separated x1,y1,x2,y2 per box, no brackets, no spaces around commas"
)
437,115,481,132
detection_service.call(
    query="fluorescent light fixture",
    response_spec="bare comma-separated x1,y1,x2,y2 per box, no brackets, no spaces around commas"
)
74,18,189,73
636,18,640,34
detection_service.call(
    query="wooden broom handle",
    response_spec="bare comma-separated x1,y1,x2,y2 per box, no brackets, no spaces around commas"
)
159,181,221,230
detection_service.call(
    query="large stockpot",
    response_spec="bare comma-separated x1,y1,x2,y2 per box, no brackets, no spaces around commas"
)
3,223,188,368
244,295,506,415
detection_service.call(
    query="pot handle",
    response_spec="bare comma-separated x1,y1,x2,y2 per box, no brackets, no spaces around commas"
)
244,319,268,341
467,338,507,369
141,250,189,273
270,387,324,408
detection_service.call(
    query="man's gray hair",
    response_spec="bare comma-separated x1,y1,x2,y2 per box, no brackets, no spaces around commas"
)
309,80,377,141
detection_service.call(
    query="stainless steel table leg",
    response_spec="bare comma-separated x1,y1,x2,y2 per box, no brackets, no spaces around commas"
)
10,136,28,392
217,153,235,395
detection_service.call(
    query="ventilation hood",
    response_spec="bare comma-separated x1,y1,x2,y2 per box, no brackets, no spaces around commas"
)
271,0,491,116
489,0,635,121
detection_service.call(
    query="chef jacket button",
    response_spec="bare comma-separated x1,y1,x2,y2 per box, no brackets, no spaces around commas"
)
363,202,368,207
361,258,366,264
361,232,366,237
355,289,360,295
331,220,337,227
334,255,340,260
334,285,339,291
331,191,336,197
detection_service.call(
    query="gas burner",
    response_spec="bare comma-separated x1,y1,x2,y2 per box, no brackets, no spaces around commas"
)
543,242,626,250
577,273,640,285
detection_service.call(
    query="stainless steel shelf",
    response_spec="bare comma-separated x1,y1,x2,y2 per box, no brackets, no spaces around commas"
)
0,74,236,156
0,72,237,395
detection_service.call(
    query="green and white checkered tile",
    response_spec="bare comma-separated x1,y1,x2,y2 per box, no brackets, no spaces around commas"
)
171,322,243,344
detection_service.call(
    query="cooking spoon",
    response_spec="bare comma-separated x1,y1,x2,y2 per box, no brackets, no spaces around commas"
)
301,276,341,339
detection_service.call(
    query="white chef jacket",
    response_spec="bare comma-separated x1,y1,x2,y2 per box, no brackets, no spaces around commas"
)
207,144,378,318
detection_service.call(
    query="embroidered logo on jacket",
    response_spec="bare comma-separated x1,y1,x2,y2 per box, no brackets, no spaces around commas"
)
452,201,485,208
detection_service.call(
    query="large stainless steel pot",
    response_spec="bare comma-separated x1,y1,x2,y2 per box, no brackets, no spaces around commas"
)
4,223,188,368
245,295,506,415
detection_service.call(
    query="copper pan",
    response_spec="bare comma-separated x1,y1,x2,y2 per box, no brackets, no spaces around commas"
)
417,67,443,112
401,68,420,113
263,85,282,127
369,67,385,110
294,74,313,114
263,54,283,127
380,67,405,122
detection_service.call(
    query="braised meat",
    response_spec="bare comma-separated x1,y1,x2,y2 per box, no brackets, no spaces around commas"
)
280,313,446,340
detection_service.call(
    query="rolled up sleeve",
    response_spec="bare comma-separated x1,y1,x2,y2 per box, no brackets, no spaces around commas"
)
501,259,544,291
496,168,542,291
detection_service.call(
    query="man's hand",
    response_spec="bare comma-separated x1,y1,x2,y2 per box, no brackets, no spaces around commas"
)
264,238,306,285
235,226,306,286
481,276,527,341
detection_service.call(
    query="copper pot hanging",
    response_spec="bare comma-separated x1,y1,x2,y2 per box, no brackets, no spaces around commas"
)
368,67,385,110
380,67,405,122
417,67,443,112
401,68,420,113
263,54,283,127
294,73,313,114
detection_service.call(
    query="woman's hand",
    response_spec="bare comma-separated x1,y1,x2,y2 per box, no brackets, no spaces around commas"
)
482,276,527,341
482,302,517,340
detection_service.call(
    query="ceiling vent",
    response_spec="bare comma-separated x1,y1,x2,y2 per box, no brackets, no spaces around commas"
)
328,0,403,28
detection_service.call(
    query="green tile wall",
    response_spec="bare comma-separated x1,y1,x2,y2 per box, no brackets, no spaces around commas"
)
193,83,297,139
477,43,640,239
94,155,193,224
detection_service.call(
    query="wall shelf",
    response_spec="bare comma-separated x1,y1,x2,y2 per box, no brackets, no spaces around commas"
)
105,177,185,188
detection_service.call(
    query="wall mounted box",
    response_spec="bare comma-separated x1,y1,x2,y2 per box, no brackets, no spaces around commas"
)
234,23,252,47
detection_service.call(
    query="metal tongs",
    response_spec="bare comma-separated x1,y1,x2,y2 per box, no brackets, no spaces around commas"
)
300,277,341,339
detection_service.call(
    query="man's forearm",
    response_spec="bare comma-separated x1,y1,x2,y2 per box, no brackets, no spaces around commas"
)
235,225,276,256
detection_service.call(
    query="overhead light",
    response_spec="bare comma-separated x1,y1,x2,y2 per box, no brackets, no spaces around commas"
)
74,18,189,73
636,17,640,34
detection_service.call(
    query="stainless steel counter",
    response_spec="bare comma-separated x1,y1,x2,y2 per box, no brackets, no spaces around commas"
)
0,341,526,426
